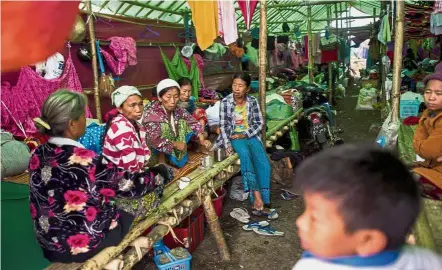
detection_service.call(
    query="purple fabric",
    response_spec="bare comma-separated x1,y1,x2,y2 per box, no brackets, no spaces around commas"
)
200,88,217,99
183,54,205,88
1,53,91,136
424,62,442,85
100,37,137,76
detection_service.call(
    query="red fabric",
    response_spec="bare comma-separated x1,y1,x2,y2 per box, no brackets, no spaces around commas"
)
321,49,338,63
403,116,420,126
237,0,258,30
387,50,394,64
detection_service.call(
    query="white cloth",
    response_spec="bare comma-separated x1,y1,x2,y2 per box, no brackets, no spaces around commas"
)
156,78,180,96
111,85,142,107
48,137,85,148
44,52,65,80
218,0,238,45
292,247,442,270
206,101,221,127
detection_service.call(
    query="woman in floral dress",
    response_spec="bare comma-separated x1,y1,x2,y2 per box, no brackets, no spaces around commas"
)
29,90,168,265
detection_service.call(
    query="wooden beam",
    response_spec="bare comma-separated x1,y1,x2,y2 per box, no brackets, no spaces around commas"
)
239,15,378,26
259,0,268,142
120,1,184,15
235,0,350,10
391,0,405,121
86,0,102,123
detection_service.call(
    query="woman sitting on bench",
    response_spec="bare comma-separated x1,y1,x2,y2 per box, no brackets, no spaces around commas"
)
413,64,442,199
143,79,211,168
30,90,169,266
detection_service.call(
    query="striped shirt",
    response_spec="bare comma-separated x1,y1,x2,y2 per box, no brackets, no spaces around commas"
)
292,247,442,270
102,114,150,173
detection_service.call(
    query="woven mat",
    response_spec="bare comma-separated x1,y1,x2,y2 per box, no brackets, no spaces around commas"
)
171,152,207,184
2,172,29,185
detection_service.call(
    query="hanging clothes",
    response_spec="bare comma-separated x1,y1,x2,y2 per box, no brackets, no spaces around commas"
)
245,42,258,66
188,1,219,51
377,15,391,45
182,53,205,88
161,47,200,98
1,52,91,136
237,0,258,30
100,37,137,76
218,0,238,45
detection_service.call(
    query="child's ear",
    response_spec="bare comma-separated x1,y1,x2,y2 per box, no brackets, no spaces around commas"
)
354,230,387,257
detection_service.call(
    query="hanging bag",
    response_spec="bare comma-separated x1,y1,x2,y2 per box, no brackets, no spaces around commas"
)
1,131,31,178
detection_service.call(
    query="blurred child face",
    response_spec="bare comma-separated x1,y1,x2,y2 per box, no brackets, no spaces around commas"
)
424,80,442,111
296,192,361,258
180,84,192,102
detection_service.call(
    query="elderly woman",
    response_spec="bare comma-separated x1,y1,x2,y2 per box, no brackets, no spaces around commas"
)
102,86,172,224
143,79,211,168
413,64,442,200
215,73,276,219
30,90,168,266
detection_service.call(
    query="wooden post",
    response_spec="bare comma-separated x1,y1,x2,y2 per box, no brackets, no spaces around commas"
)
307,5,314,84
259,0,268,142
391,0,405,121
202,194,231,261
327,6,333,104
86,0,102,123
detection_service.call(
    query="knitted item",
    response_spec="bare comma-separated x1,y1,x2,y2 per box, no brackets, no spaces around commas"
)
423,62,442,85
100,37,137,76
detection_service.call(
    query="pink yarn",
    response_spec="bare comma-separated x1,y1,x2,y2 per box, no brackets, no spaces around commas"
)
182,54,205,88
1,53,91,136
100,37,137,76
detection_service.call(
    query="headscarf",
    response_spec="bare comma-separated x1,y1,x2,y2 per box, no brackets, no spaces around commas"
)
423,62,442,86
111,85,142,107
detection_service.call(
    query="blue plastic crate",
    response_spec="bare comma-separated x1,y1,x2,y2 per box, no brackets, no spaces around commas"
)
399,99,420,119
154,240,192,270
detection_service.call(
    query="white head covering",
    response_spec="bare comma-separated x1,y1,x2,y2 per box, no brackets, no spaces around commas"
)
111,85,142,107
156,79,180,97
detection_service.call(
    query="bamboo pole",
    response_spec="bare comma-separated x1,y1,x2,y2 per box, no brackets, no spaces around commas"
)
202,193,231,261
391,0,405,121
327,6,333,104
307,5,314,84
259,0,268,142
86,0,102,123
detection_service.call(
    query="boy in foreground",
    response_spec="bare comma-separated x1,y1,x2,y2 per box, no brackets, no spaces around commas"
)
293,144,442,270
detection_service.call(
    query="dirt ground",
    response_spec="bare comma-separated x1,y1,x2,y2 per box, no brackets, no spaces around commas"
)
135,78,381,270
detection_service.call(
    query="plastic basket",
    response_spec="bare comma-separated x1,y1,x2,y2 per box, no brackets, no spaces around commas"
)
154,240,192,270
400,99,420,119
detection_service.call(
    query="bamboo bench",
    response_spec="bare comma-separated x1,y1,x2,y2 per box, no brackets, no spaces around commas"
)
40,110,303,269
398,122,442,253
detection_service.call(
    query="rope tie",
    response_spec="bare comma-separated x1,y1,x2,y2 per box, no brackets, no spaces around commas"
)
157,220,185,246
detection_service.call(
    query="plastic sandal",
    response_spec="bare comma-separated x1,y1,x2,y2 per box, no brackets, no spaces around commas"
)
230,208,250,223
242,221,270,231
252,208,279,220
252,226,284,236
232,207,250,218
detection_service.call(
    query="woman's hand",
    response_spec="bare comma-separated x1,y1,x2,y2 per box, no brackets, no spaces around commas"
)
230,134,247,140
173,142,186,151
226,146,234,156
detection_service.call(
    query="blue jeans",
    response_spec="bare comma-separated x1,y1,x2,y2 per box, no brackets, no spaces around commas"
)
231,137,271,205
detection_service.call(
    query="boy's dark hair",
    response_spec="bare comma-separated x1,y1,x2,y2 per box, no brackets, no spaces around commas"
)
295,144,420,249
177,77,192,87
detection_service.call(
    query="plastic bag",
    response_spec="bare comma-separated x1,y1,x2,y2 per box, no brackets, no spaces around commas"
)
375,111,400,150
266,99,294,120
229,176,249,201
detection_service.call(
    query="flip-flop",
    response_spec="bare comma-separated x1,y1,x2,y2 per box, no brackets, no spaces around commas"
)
252,226,284,236
252,208,279,220
232,207,250,218
242,221,270,231
230,208,250,223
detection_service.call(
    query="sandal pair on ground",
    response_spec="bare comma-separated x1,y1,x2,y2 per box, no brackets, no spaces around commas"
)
230,208,283,236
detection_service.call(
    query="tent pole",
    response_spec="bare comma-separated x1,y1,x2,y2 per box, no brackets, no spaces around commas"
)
327,6,333,104
86,0,102,123
307,5,314,84
391,0,405,121
259,0,268,142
